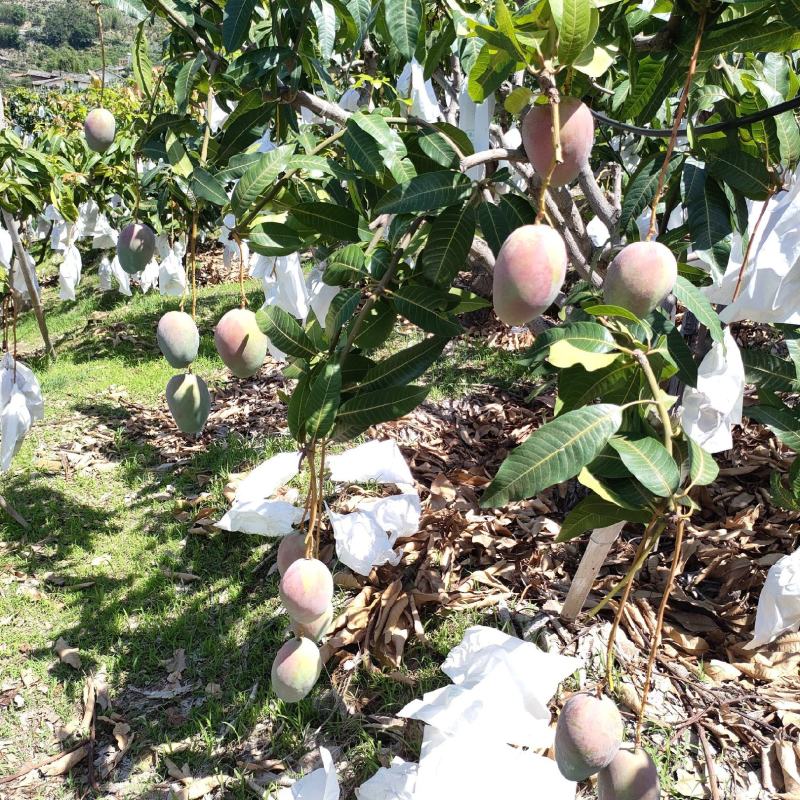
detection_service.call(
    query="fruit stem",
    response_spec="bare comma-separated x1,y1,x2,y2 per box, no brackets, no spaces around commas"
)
731,186,775,302
645,11,706,241
305,443,318,560
635,513,687,747
534,73,561,225
632,350,674,458
602,514,663,689
92,2,106,104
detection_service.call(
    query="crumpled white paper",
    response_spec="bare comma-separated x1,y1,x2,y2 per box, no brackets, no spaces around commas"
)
216,499,304,536
12,247,40,300
328,440,420,574
356,758,417,800
234,451,301,503
1,353,44,422
496,125,526,195
704,174,800,324
306,266,340,327
274,747,339,800
58,243,82,301
1,388,31,472
209,96,233,133
254,252,310,320
219,214,250,270
458,89,494,181
215,451,302,535
679,327,744,453
396,60,442,123
158,238,187,297
746,547,800,649
0,354,43,473
98,255,113,291
339,87,374,113
587,216,611,248
0,225,12,269
400,626,579,749
354,626,577,800
108,256,132,296
327,440,414,486
413,726,574,800
635,204,683,241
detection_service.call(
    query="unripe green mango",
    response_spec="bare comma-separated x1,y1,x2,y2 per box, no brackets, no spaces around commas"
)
603,241,677,318
84,108,116,153
166,373,210,435
118,223,157,275
279,558,334,624
597,747,660,800
214,308,267,379
157,311,199,368
271,637,322,703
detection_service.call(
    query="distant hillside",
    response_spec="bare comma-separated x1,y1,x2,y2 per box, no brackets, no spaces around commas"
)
0,0,147,86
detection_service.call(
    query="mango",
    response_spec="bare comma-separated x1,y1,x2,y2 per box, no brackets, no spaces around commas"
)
277,531,307,576
214,308,267,378
271,637,322,703
166,373,211,435
84,108,116,153
118,223,156,275
603,241,677,318
279,558,334,624
521,97,594,187
492,224,567,326
290,603,333,643
157,311,199,368
597,747,660,800
555,693,623,781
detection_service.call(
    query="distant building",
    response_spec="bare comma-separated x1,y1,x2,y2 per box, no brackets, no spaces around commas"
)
8,65,128,91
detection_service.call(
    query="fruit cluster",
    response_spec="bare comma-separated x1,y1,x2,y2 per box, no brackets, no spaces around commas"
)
554,693,660,799
272,534,335,703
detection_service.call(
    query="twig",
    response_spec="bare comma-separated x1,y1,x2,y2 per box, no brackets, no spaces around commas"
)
0,740,90,784
0,494,29,528
632,350,674,456
731,188,775,302
635,514,687,747
697,724,721,800
148,0,224,68
645,12,706,240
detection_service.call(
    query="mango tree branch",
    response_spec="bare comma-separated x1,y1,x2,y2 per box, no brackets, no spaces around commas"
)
148,0,225,68
645,12,706,240
578,164,619,230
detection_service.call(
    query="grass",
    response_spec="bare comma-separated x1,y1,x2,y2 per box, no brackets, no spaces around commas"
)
0,261,507,797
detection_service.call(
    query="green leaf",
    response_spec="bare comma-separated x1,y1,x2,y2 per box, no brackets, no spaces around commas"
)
549,341,620,371
384,0,421,59
681,161,731,283
549,0,593,65
477,194,535,256
290,202,361,241
742,349,798,392
375,171,473,215
481,404,623,507
305,363,342,440
255,306,317,359
621,54,673,124
619,151,682,234
352,300,396,350
249,223,304,256
343,120,384,176
706,147,773,201
174,54,205,113
418,129,460,168
577,467,654,511
334,385,430,440
674,276,723,344
505,87,533,114
132,21,154,99
421,205,476,287
608,436,679,498
556,494,650,542
746,405,800,451
287,372,312,441
223,0,257,52
311,0,337,60
191,167,229,206
467,43,516,103
231,145,295,219
686,437,719,488
324,245,366,286
392,285,463,335
557,361,641,414
523,321,614,366
448,288,491,314
358,335,449,392
325,289,360,340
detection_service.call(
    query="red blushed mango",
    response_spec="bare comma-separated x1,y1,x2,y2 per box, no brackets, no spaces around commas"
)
84,108,116,153
597,747,660,800
522,97,594,187
166,373,211,435
277,531,307,576
492,224,567,326
157,311,199,368
290,603,333,642
279,558,334,624
117,223,156,274
603,241,677,318
214,308,268,378
271,637,322,703
555,693,624,781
